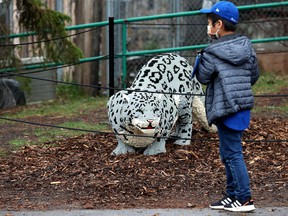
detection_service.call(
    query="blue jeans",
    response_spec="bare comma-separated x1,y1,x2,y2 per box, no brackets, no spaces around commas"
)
216,121,251,201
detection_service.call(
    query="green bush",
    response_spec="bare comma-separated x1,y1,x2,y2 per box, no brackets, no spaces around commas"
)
56,83,85,100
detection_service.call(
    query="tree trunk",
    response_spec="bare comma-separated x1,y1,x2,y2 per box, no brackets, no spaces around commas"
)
74,1,85,88
74,0,103,96
91,0,103,96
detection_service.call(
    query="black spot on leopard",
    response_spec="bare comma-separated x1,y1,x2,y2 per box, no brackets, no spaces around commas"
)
149,71,163,84
183,69,191,80
168,54,176,60
162,81,168,90
148,60,158,67
157,63,166,73
163,119,167,126
148,84,157,89
140,69,151,78
163,100,167,107
178,73,185,81
167,70,173,82
185,94,192,100
180,60,188,67
179,85,185,93
181,129,188,134
173,65,180,73
163,57,171,65
195,82,201,91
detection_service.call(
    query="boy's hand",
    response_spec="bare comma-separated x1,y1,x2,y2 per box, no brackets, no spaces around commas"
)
191,51,202,79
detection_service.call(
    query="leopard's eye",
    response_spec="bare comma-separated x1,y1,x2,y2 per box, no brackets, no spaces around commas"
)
154,108,160,113
133,109,144,118
154,108,161,116
135,109,144,114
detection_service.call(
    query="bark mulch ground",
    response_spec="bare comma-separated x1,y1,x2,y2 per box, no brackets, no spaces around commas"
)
0,114,287,211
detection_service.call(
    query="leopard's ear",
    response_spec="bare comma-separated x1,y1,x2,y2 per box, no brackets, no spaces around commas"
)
122,93,130,104
116,90,130,104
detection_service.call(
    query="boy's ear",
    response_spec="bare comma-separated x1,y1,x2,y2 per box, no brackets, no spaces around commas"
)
216,20,223,29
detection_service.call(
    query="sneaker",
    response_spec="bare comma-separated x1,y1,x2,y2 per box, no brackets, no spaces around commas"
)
224,197,256,212
209,194,235,210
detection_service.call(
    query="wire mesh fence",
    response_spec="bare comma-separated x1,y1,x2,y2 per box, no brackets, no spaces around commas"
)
117,0,288,85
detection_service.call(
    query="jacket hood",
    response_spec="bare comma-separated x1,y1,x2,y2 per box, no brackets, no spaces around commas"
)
205,36,252,66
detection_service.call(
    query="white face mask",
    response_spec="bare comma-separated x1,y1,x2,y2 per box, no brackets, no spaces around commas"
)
207,25,212,34
207,25,220,39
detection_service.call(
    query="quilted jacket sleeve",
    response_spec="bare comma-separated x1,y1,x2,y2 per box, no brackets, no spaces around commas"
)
195,51,216,85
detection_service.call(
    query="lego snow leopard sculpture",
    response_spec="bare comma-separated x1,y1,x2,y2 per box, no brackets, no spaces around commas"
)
107,53,215,155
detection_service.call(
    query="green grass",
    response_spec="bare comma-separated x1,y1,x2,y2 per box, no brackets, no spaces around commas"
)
2,96,108,119
1,96,109,150
8,121,109,148
253,104,288,114
252,71,288,94
252,71,288,113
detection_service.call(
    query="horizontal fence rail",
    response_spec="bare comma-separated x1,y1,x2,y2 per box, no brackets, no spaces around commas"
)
1,68,288,98
0,35,287,74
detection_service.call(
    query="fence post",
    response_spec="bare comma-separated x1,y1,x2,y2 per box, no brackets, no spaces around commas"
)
121,22,127,89
109,17,114,97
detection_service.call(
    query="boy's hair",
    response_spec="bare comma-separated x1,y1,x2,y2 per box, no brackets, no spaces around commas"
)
207,13,237,32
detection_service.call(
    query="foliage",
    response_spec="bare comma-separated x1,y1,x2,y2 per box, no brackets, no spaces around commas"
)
16,0,83,64
0,0,83,71
56,83,86,100
0,7,22,70
15,76,32,94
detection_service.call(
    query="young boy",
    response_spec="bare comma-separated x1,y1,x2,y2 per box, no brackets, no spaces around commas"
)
195,1,260,212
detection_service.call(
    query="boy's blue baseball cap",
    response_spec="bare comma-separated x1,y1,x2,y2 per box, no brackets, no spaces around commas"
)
200,1,239,25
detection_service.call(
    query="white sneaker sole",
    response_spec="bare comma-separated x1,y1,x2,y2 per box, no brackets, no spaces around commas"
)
209,205,224,210
224,205,256,212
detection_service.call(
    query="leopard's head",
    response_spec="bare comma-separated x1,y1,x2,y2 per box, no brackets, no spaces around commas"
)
111,89,177,147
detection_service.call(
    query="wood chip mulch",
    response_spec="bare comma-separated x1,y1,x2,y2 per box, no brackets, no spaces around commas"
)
0,117,287,210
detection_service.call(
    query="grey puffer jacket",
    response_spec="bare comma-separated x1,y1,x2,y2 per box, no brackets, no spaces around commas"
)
196,34,259,125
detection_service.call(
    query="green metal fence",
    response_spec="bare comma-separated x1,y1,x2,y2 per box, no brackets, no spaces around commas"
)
1,1,288,90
